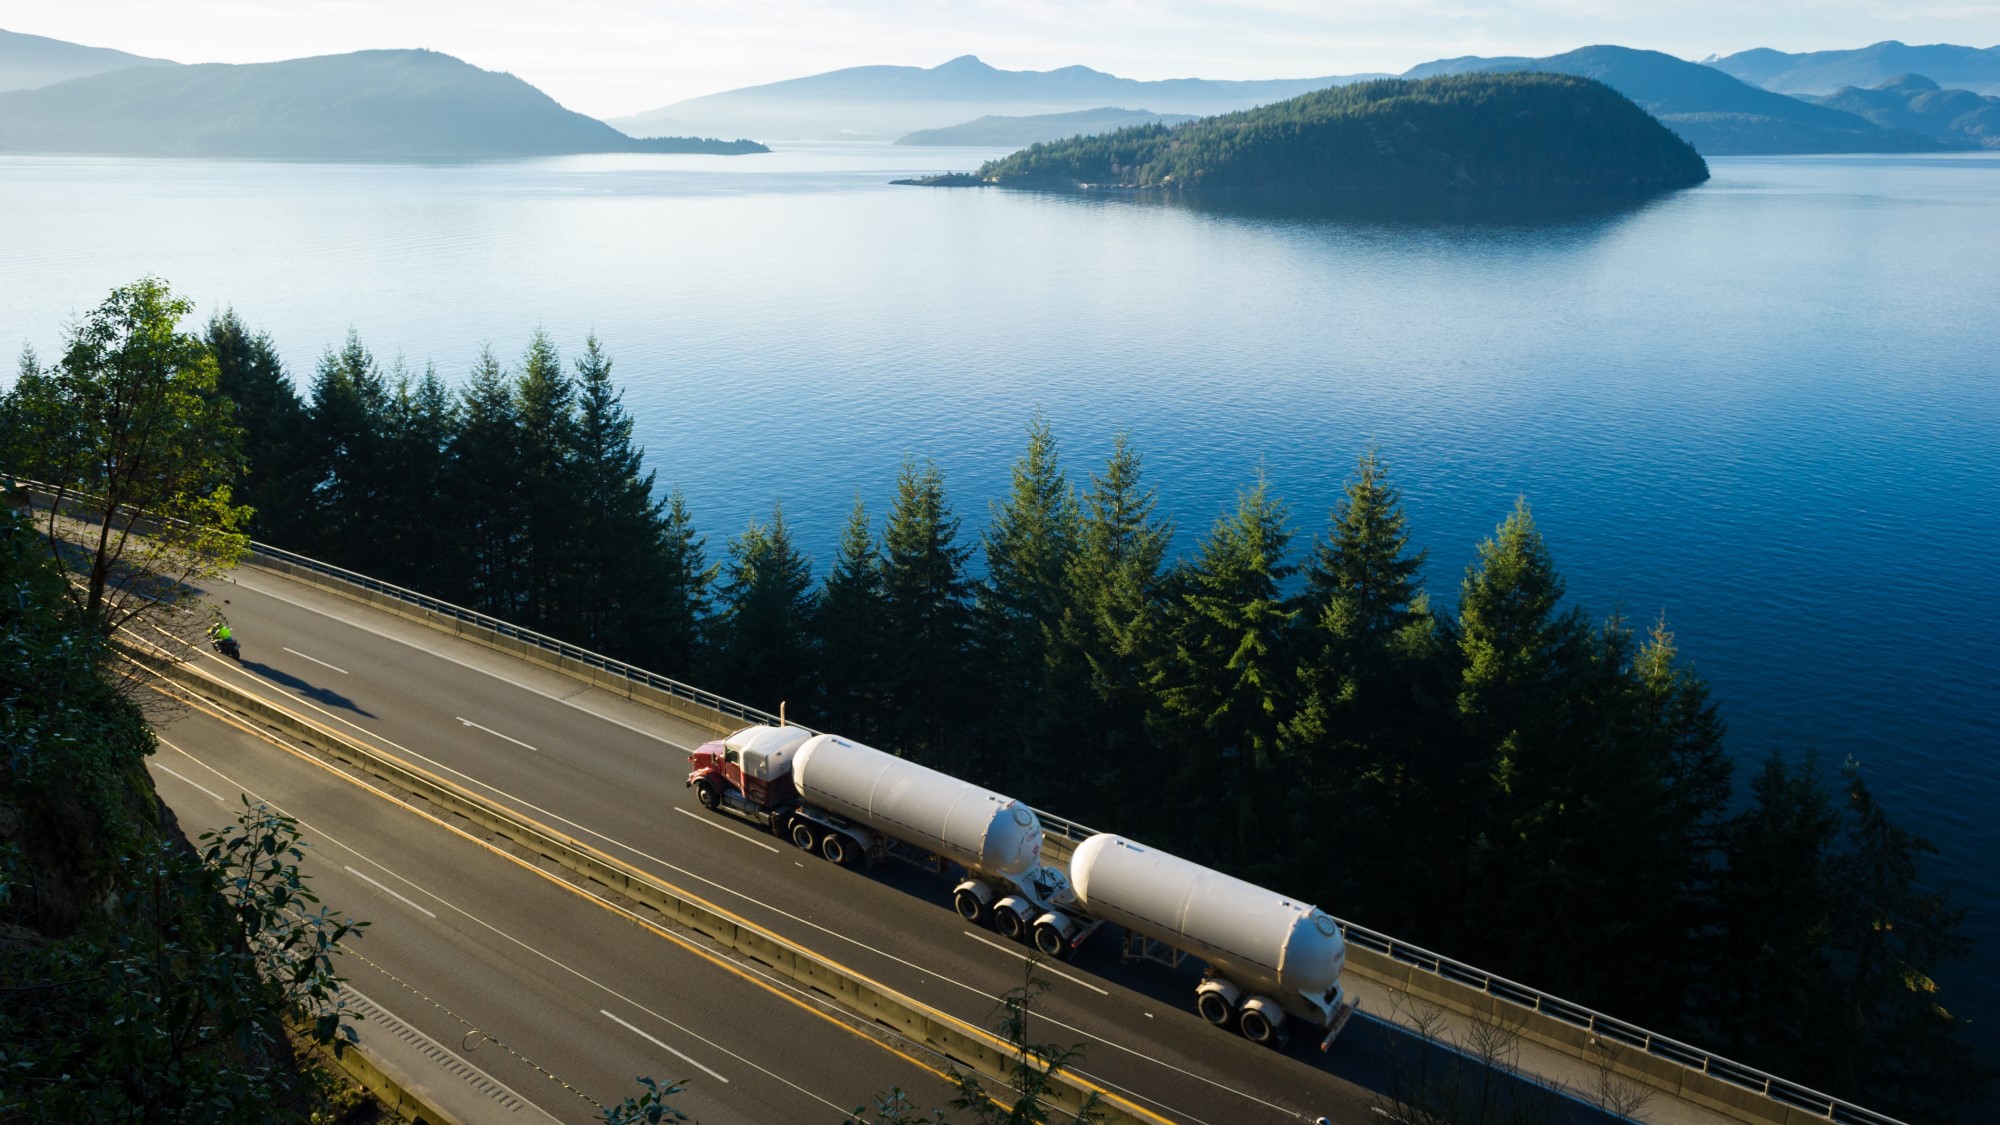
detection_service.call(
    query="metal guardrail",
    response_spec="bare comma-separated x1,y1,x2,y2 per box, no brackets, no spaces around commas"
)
8,476,1908,1125
239,535,1908,1125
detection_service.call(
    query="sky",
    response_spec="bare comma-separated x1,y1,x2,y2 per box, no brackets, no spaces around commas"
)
13,1,2000,118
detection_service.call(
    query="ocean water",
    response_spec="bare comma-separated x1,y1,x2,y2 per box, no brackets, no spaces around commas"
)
2,147,1996,1060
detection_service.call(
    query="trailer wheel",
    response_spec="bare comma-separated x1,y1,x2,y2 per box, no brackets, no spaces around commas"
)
996,904,1030,943
1196,990,1235,1028
821,833,855,866
1239,1007,1280,1047
790,821,819,851
953,888,987,925
694,780,721,811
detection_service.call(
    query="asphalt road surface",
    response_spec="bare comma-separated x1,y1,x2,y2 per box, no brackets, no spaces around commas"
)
170,562,1469,1125
150,698,968,1124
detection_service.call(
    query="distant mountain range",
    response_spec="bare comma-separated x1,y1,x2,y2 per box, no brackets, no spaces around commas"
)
611,55,1387,142
896,107,1196,146
0,47,766,158
1400,45,1944,154
0,27,175,92
1810,74,2000,149
1707,41,2000,96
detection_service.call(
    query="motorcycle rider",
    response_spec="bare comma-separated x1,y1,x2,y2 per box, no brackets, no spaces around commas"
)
208,615,239,658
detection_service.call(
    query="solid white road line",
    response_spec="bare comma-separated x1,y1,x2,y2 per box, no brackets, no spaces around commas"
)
154,763,224,803
961,930,1110,996
344,865,439,918
283,646,350,675
602,1010,731,1084
674,807,781,853
155,733,859,1118
457,716,538,752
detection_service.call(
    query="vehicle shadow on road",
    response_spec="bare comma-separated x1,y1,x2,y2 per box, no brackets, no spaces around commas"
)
242,661,377,718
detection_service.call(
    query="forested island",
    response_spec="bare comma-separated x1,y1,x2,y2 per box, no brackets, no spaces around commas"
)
932,72,1708,194
3,280,1992,1121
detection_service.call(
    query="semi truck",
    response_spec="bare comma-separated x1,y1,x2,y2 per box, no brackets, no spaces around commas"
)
685,726,1077,940
686,724,1356,1049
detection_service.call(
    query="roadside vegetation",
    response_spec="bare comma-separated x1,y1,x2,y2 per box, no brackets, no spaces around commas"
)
4,279,1988,1121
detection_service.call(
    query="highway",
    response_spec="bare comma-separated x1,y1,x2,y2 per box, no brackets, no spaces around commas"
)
148,695,965,1124
184,563,1390,1125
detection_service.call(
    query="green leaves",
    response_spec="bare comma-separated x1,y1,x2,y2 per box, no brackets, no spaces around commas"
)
5,276,250,633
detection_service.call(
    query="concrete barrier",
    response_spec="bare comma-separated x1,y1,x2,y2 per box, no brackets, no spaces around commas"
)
150,654,1158,1125
313,1038,465,1125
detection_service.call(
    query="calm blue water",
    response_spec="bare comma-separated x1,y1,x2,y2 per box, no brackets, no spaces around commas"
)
3,148,1996,1057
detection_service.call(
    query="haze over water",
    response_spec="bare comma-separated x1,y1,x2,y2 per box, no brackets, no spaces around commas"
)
3,147,1996,1052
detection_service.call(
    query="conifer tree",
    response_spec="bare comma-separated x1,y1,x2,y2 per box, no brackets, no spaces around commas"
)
569,336,672,657
979,418,1080,787
718,504,818,716
1150,474,1297,865
449,347,525,616
1053,436,1172,825
648,488,715,678
1821,765,1990,1119
879,458,974,770
304,331,392,563
817,497,888,741
1713,753,1843,1076
513,331,579,629
1283,451,1442,925
1453,499,1599,965
206,310,314,547
378,362,455,592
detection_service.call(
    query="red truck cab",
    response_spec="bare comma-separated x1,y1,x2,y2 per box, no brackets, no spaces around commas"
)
687,725,811,818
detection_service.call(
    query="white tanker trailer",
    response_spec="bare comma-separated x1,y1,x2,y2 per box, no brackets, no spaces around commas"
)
1066,834,1357,1049
686,727,1076,937
687,727,1354,1050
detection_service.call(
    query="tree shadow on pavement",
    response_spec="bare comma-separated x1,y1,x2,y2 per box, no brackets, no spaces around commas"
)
241,661,377,718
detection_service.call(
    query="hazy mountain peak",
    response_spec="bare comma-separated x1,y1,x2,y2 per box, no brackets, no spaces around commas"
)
611,56,1372,142
0,46,767,158
0,26,177,92
1707,40,2000,96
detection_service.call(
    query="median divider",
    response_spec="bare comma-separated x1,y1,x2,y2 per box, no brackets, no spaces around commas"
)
148,652,1165,1125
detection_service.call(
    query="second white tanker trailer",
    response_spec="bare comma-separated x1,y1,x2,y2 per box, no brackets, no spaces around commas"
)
686,724,1356,1049
1065,833,1356,1049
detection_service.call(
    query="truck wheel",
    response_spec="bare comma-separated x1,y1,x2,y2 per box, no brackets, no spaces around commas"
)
694,780,721,811
1196,991,1235,1027
1240,1008,1279,1046
821,833,854,866
1033,921,1069,958
953,888,987,925
790,821,819,852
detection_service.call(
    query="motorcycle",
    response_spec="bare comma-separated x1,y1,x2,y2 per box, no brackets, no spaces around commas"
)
211,633,242,661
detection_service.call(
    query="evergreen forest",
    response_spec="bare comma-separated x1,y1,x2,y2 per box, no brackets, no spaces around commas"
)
974,73,1710,193
1,294,1988,1122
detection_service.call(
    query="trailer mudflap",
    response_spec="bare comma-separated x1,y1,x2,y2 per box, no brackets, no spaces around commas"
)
1319,995,1358,1051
